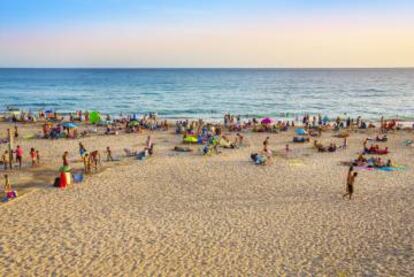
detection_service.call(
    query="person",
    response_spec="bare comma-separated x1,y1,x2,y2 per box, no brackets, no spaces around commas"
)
36,150,40,165
59,152,71,189
2,150,9,170
263,136,270,148
263,144,272,165
3,174,17,199
4,174,11,193
30,148,37,167
106,146,114,162
328,142,337,152
145,135,153,149
343,137,347,149
62,151,69,166
235,133,244,146
343,167,358,200
285,144,291,152
14,125,19,139
89,150,101,172
79,142,87,159
83,153,91,173
15,145,23,169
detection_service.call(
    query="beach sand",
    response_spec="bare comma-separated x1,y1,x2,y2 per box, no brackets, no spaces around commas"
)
0,122,413,276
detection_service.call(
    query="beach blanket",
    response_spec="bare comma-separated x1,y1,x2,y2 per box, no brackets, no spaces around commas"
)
376,165,406,172
403,140,413,146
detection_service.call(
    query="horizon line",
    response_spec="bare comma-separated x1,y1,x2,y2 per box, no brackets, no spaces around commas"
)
1,66,414,70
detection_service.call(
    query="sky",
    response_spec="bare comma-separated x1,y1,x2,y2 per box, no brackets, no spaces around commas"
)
1,0,414,68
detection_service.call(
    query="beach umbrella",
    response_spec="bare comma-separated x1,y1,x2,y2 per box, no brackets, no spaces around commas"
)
62,122,78,129
261,117,273,124
89,111,101,124
128,120,139,127
295,128,307,136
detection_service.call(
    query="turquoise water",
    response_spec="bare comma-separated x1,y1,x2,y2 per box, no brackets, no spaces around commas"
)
0,68,413,120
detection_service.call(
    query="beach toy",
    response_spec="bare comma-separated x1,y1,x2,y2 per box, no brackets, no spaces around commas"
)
295,128,307,136
89,111,101,124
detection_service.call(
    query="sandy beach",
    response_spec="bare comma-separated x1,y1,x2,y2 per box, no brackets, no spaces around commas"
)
0,121,413,276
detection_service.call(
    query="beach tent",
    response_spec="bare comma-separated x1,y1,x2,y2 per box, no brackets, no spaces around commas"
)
261,117,274,124
89,111,101,124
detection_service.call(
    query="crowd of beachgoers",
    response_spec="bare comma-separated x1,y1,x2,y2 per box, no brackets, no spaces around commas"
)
1,109,414,276
0,108,412,202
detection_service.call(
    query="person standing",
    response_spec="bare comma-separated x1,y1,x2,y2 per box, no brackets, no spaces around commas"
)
343,167,358,200
15,145,23,169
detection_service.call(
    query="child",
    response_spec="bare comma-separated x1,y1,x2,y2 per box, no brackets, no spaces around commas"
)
2,150,9,170
36,150,40,165
4,174,17,199
30,148,37,167
285,144,291,152
106,146,114,162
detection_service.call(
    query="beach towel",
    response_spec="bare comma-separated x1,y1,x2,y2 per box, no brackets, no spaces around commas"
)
377,165,406,172
403,140,413,146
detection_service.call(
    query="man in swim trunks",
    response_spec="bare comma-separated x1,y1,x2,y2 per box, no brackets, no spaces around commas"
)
89,150,101,172
343,167,358,200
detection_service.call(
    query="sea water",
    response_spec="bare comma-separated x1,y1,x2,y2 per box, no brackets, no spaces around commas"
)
0,68,413,120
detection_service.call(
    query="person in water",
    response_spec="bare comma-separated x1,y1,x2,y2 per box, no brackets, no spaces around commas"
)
343,167,358,200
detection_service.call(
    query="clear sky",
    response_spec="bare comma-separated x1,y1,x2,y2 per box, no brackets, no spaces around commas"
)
1,0,414,67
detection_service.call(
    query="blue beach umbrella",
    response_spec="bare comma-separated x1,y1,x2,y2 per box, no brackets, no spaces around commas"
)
62,122,78,129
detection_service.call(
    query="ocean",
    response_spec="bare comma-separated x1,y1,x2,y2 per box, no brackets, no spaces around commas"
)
0,68,413,120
